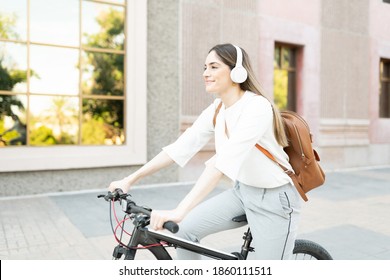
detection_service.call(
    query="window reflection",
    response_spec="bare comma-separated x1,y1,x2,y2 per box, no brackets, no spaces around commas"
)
81,51,124,96
82,1,125,50
274,45,297,111
29,96,79,145
82,98,124,145
30,45,79,95
30,0,79,46
0,94,27,146
281,48,296,68
274,46,281,68
0,41,27,92
380,60,390,118
0,0,27,41
0,0,127,147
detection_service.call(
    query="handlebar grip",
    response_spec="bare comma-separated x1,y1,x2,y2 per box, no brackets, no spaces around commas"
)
163,221,179,234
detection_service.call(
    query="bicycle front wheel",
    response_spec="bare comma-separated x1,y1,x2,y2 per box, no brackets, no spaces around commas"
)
293,239,333,260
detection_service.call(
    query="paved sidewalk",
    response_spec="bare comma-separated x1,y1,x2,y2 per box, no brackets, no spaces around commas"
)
1,166,390,260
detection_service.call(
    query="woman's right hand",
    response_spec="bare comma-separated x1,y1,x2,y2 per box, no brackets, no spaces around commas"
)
108,175,136,193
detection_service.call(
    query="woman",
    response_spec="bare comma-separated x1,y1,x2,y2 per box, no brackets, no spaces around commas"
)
108,43,301,260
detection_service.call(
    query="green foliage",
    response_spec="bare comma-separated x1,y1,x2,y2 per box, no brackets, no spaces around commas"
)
81,7,125,145
274,69,288,110
81,117,106,145
29,126,57,146
0,12,18,39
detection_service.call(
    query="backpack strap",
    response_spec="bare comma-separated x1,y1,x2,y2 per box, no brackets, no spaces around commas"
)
257,142,307,200
213,101,308,201
255,144,290,173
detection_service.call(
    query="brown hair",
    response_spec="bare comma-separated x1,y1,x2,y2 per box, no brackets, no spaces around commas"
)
209,43,288,147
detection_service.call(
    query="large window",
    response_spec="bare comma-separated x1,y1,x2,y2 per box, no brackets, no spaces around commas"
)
273,44,297,111
0,0,147,171
380,59,390,118
0,0,125,147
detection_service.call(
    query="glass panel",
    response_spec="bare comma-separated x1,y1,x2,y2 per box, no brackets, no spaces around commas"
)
281,47,296,68
382,61,390,78
30,0,79,46
81,51,124,96
287,71,296,111
0,41,27,92
274,46,281,68
29,95,79,145
0,0,27,41
0,94,27,146
30,45,79,95
82,1,125,50
82,98,124,145
274,68,288,110
379,82,390,118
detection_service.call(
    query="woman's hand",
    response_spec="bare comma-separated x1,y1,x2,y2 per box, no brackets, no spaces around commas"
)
108,175,136,193
150,209,184,231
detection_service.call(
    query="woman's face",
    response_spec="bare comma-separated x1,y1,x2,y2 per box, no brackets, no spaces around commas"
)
203,50,232,94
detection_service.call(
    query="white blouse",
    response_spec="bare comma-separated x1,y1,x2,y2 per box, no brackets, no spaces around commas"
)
163,91,293,189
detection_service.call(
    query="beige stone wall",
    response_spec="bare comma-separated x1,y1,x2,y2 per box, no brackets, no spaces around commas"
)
180,0,260,119
179,0,390,171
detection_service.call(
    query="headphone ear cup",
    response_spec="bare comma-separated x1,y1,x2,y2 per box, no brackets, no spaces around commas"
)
230,66,248,83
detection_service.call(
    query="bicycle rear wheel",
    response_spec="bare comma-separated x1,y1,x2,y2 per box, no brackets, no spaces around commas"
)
293,239,333,260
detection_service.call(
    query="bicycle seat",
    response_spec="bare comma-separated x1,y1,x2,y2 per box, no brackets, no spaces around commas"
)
232,214,247,223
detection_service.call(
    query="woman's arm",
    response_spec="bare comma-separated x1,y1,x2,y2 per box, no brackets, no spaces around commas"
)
108,150,175,193
150,158,223,230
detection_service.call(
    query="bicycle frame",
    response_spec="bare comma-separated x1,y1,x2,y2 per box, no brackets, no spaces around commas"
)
124,226,239,260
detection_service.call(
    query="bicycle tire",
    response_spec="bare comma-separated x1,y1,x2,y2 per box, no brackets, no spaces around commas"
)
293,239,333,260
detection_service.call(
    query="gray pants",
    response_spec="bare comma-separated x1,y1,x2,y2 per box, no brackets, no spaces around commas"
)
176,181,301,260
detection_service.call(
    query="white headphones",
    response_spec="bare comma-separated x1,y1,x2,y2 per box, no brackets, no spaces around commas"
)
230,45,248,84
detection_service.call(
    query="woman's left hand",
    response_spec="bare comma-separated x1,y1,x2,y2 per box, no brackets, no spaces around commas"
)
150,209,184,231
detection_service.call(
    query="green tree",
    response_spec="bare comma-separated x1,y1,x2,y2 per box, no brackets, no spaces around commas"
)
81,8,125,145
0,13,27,145
274,69,288,110
29,126,57,146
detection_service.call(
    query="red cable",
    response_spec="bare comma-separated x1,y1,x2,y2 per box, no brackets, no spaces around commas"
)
111,200,166,250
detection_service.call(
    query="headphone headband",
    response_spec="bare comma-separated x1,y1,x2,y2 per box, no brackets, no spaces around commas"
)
230,44,248,83
233,45,243,67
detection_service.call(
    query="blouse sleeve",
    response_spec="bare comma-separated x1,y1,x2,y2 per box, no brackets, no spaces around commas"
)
162,101,217,167
214,97,273,181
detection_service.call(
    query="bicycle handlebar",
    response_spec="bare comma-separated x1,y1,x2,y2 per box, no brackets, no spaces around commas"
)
98,190,179,234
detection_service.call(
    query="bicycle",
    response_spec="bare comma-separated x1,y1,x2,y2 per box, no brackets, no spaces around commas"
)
98,190,333,260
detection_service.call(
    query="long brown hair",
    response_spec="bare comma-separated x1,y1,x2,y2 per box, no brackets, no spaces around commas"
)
209,43,288,147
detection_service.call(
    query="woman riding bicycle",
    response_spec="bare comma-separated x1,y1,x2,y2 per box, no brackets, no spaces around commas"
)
109,43,301,260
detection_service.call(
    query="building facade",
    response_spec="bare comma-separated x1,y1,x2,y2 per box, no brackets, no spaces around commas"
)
1,0,389,196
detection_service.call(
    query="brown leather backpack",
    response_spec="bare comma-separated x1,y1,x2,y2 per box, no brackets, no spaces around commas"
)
213,103,325,201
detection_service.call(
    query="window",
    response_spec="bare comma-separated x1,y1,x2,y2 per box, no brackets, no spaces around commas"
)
273,44,297,111
380,59,390,118
0,0,147,171
0,0,125,147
